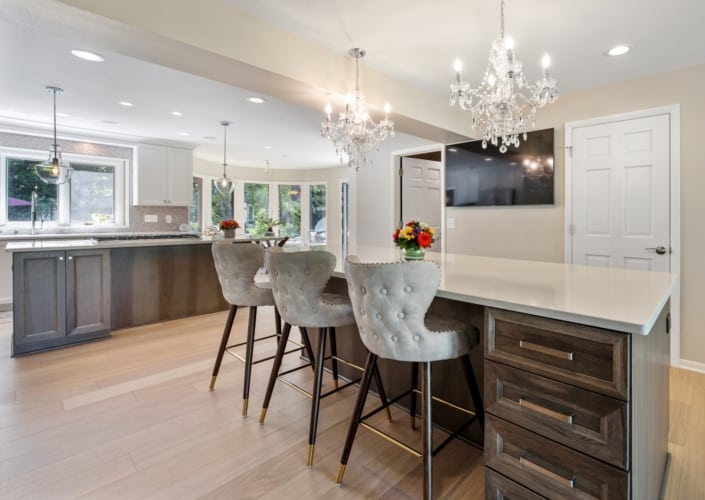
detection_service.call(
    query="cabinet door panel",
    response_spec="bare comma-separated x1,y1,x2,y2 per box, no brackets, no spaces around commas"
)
66,249,111,337
485,469,546,499
485,361,628,469
166,147,193,206
13,251,66,354
486,416,629,500
135,144,167,205
485,308,629,400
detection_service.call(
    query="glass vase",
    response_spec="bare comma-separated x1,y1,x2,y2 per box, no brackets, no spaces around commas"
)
222,229,235,238
402,247,425,261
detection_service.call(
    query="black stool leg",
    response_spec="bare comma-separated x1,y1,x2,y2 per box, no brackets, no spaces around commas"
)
371,361,392,421
259,322,292,423
461,354,484,430
328,327,339,389
409,362,419,429
336,352,378,484
209,305,238,390
307,327,328,467
242,306,258,417
421,361,433,500
274,306,282,346
299,327,316,372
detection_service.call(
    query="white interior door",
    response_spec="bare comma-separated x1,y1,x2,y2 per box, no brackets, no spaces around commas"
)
570,114,670,272
401,157,442,240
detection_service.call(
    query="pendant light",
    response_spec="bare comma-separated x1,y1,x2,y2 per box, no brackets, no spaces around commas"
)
35,86,73,184
215,120,235,195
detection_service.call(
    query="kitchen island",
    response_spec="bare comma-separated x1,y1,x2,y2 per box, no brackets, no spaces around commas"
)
5,235,284,355
330,246,677,500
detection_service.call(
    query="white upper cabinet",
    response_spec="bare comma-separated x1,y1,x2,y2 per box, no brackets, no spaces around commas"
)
134,144,193,206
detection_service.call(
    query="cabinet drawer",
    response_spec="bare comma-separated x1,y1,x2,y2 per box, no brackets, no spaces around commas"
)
485,361,628,469
486,416,629,500
485,308,629,400
486,468,546,499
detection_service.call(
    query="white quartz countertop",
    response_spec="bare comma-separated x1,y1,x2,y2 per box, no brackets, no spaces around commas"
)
345,246,678,336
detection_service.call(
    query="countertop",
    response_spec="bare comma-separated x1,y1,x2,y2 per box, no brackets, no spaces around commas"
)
3,235,283,251
344,246,678,336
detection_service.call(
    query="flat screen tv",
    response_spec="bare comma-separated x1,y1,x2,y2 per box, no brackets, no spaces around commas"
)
445,128,555,207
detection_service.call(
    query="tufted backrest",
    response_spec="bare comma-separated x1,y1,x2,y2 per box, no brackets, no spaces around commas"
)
266,248,353,328
345,255,471,362
212,242,275,307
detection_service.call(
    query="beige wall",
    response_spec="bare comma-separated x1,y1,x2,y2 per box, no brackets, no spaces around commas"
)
444,64,705,366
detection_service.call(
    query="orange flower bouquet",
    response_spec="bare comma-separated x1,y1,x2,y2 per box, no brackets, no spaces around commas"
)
393,220,435,252
219,219,240,230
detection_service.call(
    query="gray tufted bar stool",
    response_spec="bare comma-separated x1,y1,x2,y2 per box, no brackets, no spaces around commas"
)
260,248,390,467
210,241,305,417
338,256,484,500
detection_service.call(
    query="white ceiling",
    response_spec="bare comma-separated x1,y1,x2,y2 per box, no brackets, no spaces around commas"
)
1,0,704,169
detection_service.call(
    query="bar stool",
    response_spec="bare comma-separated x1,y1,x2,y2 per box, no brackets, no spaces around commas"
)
210,241,306,417
259,248,389,467
338,256,484,500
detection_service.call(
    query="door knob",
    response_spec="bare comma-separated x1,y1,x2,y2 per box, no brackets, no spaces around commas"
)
645,246,668,255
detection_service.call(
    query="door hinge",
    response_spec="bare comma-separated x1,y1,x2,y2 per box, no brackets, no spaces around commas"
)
399,164,404,177
566,145,573,158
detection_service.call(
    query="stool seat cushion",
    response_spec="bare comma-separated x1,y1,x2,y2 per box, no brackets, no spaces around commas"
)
267,249,355,328
345,257,478,363
212,242,275,307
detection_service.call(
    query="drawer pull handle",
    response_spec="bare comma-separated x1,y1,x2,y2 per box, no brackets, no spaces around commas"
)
520,456,575,489
519,398,574,424
519,339,574,361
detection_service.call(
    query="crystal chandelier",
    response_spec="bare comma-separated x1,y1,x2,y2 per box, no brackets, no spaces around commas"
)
215,120,235,195
449,0,558,152
321,48,394,171
35,86,73,184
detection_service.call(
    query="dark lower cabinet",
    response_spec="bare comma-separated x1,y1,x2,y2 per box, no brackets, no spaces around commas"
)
13,249,111,355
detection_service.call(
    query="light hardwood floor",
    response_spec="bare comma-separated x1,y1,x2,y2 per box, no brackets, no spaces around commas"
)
0,309,702,499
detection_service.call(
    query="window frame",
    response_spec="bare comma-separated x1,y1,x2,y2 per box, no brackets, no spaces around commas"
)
0,146,128,227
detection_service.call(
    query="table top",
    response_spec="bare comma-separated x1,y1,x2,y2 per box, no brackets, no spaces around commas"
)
341,246,678,336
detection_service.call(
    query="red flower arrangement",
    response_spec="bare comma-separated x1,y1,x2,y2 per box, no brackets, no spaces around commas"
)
219,219,240,230
393,220,435,251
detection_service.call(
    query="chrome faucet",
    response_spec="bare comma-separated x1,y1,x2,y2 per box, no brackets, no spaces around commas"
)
30,186,38,234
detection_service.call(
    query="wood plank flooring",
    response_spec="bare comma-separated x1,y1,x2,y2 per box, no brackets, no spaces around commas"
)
0,309,702,499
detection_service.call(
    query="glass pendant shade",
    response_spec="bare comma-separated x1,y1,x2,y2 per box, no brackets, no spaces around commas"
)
35,86,73,184
215,120,235,195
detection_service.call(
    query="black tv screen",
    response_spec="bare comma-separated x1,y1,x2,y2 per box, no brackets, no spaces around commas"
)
445,128,555,207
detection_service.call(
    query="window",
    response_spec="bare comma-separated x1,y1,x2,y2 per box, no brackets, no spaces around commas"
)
69,163,115,224
190,177,202,231
278,184,301,239
244,182,269,236
211,180,233,225
1,149,126,227
310,184,326,243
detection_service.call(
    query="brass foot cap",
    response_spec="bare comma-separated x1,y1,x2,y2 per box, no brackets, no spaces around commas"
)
209,376,217,390
258,408,267,424
242,399,249,417
306,444,315,467
336,464,346,484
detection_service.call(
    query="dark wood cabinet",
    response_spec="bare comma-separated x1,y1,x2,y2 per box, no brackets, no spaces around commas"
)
484,305,670,500
13,249,111,355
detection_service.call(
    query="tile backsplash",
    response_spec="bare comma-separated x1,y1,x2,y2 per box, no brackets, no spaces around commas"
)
130,206,190,232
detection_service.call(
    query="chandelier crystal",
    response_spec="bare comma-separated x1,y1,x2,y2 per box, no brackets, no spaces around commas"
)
321,48,394,171
35,86,73,184
449,0,558,152
215,120,235,195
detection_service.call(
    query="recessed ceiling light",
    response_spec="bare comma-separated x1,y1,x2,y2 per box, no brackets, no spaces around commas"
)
607,45,631,57
171,111,183,116
248,97,266,104
56,112,70,117
204,136,217,140
448,147,458,153
119,101,133,107
178,132,189,136
263,145,273,150
71,49,104,62
484,157,493,162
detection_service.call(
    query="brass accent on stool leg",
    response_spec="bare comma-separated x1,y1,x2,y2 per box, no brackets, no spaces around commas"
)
335,464,346,485
307,444,315,468
259,407,267,423
242,399,249,417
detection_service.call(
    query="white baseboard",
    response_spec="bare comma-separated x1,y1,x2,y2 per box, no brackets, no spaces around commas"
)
678,359,705,374
0,299,11,313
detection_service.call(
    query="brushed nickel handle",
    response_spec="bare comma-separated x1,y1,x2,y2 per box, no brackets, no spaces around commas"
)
67,256,73,260
519,398,574,424
519,339,574,360
58,256,64,261
520,456,575,488
645,245,668,255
